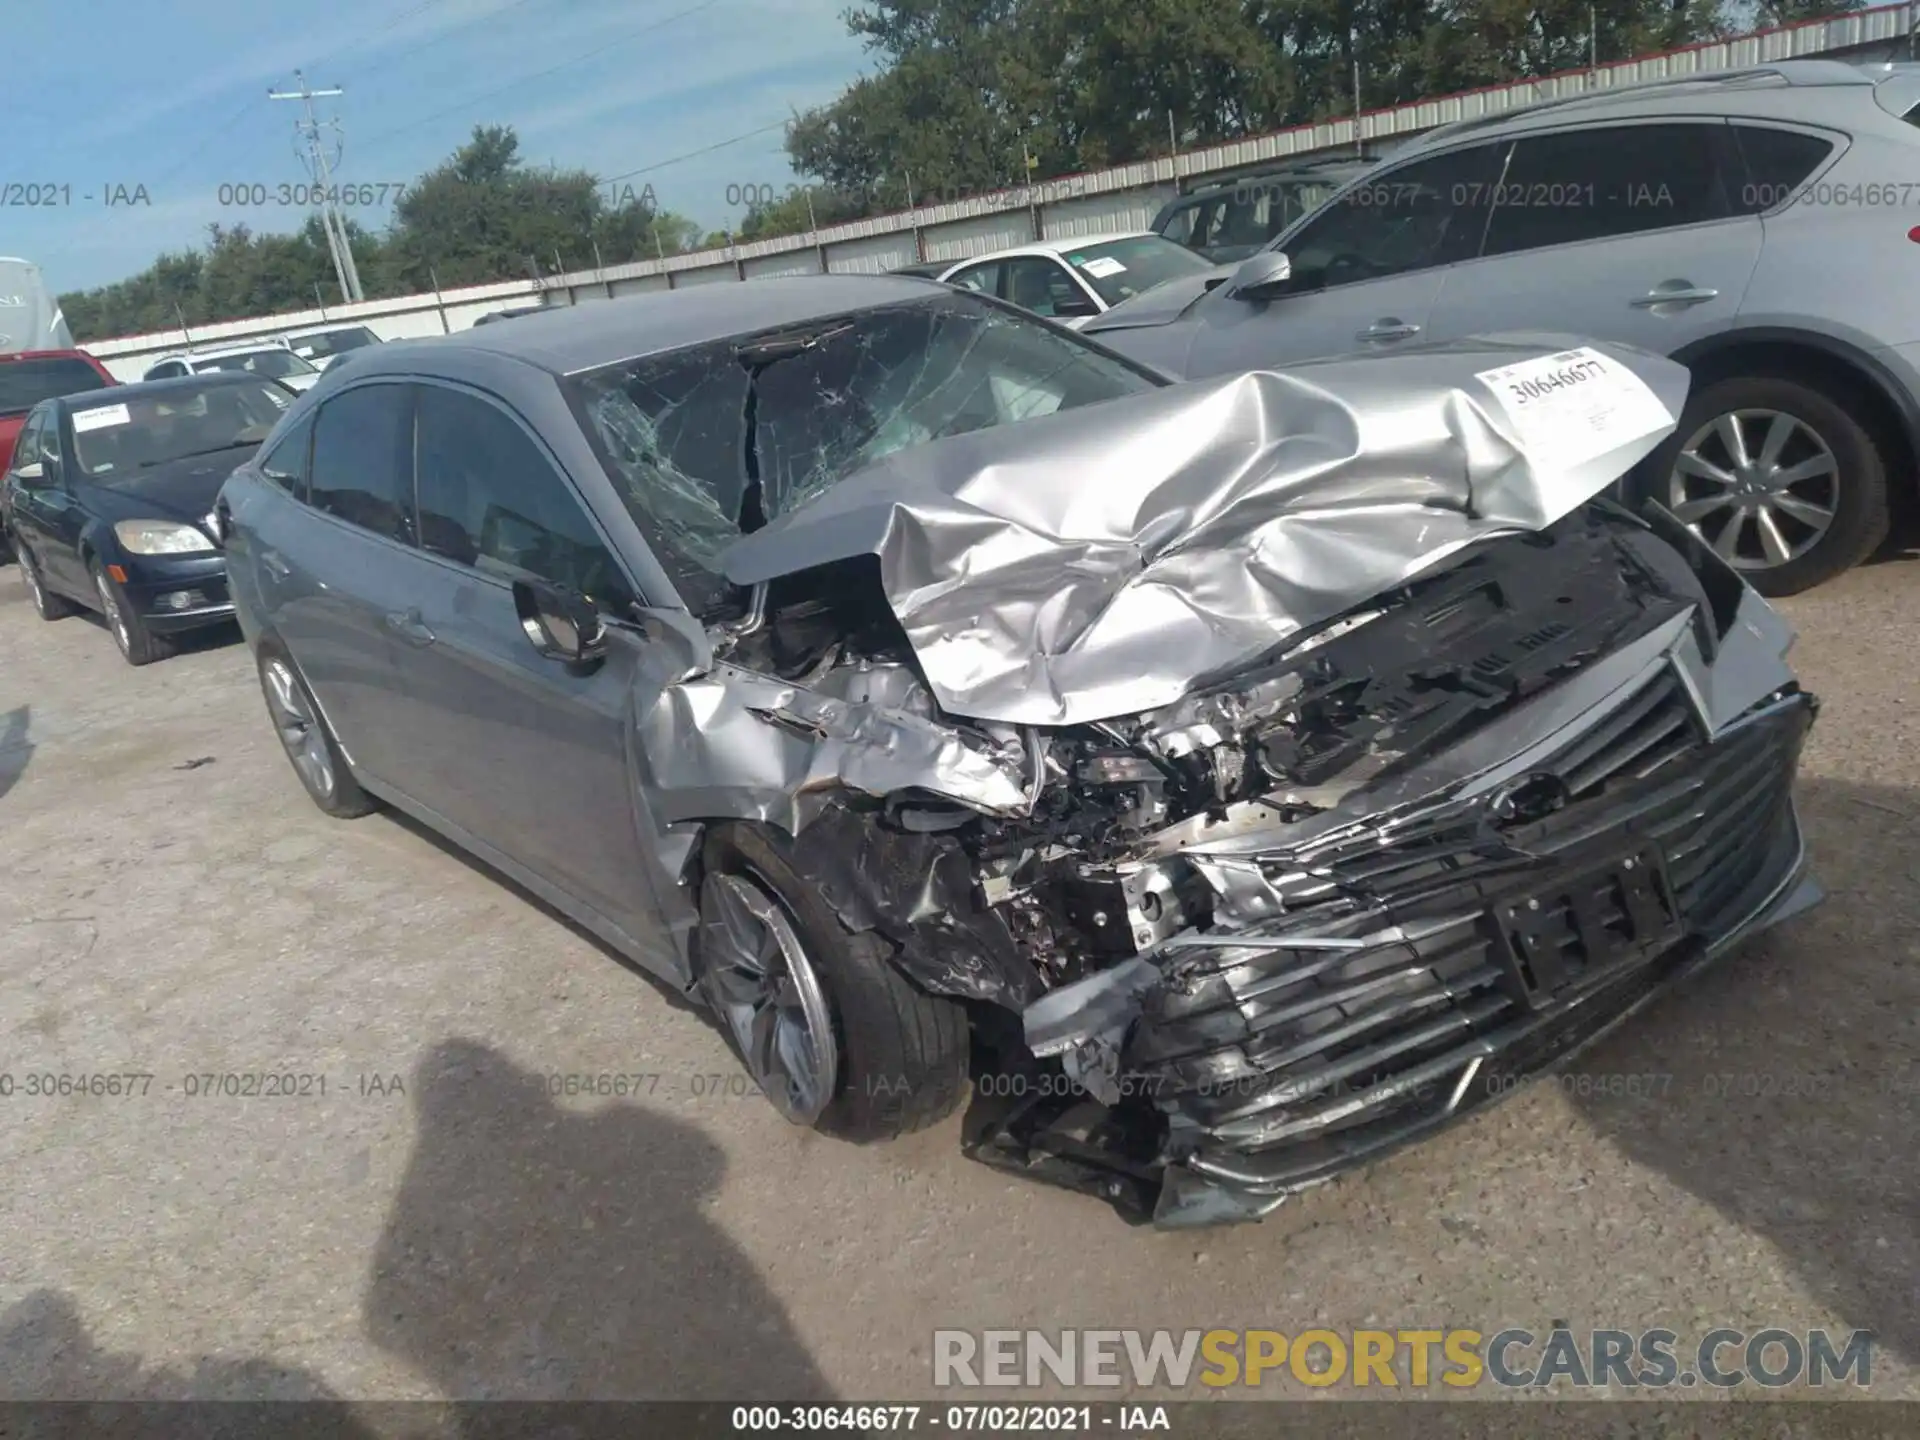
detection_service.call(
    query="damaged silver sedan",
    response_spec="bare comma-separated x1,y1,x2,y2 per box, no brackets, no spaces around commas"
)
219,276,1819,1228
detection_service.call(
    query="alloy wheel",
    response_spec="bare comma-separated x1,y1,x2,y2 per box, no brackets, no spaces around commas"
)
699,871,839,1125
94,569,133,657
261,657,336,800
21,550,45,611
1666,408,1839,571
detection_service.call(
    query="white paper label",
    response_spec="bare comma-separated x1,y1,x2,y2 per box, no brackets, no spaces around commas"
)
1474,347,1670,464
71,403,131,432
1076,255,1126,278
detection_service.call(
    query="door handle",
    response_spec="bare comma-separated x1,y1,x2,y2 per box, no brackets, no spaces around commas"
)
261,551,291,581
1630,285,1719,309
1357,319,1421,342
384,608,436,646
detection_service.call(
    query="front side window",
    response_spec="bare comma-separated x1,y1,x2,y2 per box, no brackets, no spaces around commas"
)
0,357,110,417
1478,123,1735,258
1156,201,1200,247
258,411,314,498
308,384,415,544
947,261,1002,296
569,292,1158,616
414,385,635,610
1002,257,1091,317
1283,143,1506,290
68,380,291,480
1057,235,1216,305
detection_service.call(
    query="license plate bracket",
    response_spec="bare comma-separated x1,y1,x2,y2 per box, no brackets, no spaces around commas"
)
1485,843,1681,1009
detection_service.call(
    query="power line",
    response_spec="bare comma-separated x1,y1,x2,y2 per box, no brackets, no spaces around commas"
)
594,118,790,185
347,0,722,162
300,0,450,80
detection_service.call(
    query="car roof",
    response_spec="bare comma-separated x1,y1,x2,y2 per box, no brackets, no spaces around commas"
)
0,349,102,363
287,323,375,338
1401,58,1908,155
339,274,953,378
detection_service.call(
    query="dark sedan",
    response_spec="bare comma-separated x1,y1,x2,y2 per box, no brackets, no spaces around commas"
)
4,373,294,664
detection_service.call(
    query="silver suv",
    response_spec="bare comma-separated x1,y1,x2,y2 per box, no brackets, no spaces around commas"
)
1085,59,1920,594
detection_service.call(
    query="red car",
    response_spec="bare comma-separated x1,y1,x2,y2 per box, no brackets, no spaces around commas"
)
1,349,118,552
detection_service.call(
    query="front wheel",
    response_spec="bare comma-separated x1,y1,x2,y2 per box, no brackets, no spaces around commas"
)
1642,375,1890,596
698,822,969,1142
90,558,174,666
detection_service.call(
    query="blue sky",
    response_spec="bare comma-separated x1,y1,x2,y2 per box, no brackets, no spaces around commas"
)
2,0,872,295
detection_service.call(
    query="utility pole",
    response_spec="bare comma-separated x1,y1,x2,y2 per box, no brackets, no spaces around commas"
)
270,71,364,303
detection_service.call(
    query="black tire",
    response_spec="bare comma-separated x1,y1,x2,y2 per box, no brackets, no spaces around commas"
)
1638,374,1890,597
88,557,175,666
255,642,377,818
699,822,969,1142
18,543,76,620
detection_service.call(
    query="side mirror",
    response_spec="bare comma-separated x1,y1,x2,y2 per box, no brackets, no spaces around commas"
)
12,461,45,485
513,577,608,669
1230,250,1293,300
1051,293,1102,319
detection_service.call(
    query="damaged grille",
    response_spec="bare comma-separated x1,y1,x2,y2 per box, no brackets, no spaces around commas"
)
1127,680,1810,1191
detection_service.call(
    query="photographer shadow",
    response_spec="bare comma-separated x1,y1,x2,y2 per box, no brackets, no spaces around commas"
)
362,1038,833,1405
1565,774,1920,1362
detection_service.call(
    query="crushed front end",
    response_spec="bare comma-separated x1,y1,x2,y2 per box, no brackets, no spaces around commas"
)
964,503,1818,1227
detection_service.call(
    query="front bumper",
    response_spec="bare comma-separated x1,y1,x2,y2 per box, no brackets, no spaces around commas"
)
120,554,233,634
1001,590,1820,1229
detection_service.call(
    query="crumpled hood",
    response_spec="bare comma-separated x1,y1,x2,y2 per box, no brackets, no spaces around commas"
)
722,335,1689,728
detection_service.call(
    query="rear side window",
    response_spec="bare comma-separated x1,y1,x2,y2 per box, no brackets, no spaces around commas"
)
1478,123,1734,258
308,384,415,544
1729,126,1837,213
258,412,314,499
0,357,109,417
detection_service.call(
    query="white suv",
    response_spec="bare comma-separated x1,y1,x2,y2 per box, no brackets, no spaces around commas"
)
1087,59,1920,594
143,338,322,392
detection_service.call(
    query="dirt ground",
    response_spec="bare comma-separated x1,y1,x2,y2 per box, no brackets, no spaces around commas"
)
2,540,1916,1411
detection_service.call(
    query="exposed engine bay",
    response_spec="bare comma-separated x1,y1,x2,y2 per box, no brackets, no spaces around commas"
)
645,338,1817,1227
699,495,1816,1225
721,501,1707,997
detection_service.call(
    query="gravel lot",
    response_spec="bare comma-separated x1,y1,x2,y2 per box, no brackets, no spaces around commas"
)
1,540,1916,1410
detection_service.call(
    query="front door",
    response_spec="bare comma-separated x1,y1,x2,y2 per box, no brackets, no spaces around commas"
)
1178,140,1507,377
381,380,658,942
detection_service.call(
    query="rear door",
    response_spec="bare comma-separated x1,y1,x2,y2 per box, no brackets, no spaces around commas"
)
257,381,422,785
1423,120,1763,357
1178,141,1506,374
382,380,657,937
25,408,92,593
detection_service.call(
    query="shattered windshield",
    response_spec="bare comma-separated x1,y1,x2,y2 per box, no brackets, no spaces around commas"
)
567,292,1158,615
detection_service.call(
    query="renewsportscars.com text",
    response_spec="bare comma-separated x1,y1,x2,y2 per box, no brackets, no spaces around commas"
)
933,1326,1873,1390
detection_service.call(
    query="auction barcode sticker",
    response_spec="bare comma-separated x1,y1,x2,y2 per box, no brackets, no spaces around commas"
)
1474,346,1671,465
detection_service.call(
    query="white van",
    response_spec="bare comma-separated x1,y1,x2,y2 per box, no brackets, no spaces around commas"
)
0,257,74,353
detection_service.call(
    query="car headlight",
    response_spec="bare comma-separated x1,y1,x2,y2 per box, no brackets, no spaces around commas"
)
114,519,215,555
